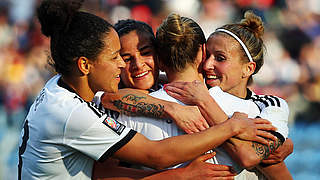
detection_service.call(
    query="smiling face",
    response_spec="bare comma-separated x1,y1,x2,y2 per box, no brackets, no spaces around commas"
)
88,29,125,93
204,33,250,97
119,30,158,90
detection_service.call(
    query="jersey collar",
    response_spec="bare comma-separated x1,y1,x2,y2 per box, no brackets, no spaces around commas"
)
57,78,77,94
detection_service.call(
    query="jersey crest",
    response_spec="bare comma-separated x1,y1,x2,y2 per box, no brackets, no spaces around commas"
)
103,117,125,135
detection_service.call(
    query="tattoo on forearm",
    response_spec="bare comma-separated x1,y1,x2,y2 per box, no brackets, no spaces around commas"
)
252,138,282,160
122,94,146,104
112,94,164,118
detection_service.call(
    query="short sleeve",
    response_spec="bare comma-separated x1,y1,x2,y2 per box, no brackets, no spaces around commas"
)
257,96,289,138
63,103,136,162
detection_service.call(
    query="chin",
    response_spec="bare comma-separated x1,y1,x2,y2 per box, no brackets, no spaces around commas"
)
136,82,154,90
106,86,119,93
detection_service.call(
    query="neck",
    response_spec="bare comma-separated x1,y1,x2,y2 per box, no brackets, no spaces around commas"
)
61,75,94,102
166,64,204,83
226,81,248,99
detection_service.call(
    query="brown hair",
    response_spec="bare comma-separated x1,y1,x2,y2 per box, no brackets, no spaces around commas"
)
156,13,206,72
211,10,265,84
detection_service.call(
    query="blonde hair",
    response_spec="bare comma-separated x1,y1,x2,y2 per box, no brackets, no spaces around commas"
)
211,10,265,84
156,13,206,72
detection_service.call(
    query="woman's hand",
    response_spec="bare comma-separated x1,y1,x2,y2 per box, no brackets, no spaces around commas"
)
164,80,211,106
229,112,277,145
178,152,236,180
169,104,209,134
261,138,294,164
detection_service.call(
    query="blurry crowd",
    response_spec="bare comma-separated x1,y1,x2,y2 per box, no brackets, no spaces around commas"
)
1,0,320,136
0,0,320,178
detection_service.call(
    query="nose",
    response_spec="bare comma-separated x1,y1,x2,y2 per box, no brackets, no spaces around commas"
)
131,56,144,70
118,55,126,68
203,55,215,71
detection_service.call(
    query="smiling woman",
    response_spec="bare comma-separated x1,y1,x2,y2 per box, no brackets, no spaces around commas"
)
19,1,272,179
114,19,159,92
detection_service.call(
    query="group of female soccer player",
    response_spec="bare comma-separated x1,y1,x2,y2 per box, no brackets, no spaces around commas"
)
19,0,293,179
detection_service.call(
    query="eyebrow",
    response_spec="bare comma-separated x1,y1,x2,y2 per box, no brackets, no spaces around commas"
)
120,52,130,57
112,49,120,56
139,45,152,51
120,45,153,57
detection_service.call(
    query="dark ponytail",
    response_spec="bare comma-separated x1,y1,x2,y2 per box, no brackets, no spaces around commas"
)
37,0,113,76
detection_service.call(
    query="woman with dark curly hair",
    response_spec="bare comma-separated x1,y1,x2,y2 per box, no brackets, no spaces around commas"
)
18,1,274,179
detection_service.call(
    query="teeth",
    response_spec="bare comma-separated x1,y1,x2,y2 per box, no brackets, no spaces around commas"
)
207,75,217,79
135,71,148,78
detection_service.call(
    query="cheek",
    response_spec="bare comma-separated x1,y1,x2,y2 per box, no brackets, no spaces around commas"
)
120,68,132,86
145,57,156,70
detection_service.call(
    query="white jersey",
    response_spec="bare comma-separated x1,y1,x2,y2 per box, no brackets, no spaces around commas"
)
237,88,290,180
117,86,260,174
18,75,136,180
208,86,289,180
95,86,290,179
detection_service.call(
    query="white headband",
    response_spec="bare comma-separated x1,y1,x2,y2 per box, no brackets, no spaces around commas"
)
215,28,253,62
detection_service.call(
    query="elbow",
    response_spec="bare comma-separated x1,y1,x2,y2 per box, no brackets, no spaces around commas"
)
144,152,175,170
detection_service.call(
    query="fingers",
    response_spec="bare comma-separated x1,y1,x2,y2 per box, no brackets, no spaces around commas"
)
256,130,277,141
211,177,234,180
255,123,277,131
164,88,182,99
184,121,208,134
252,136,269,145
261,158,280,165
207,164,236,177
201,118,210,129
164,83,186,92
184,126,200,134
253,118,272,124
195,119,210,131
197,151,216,162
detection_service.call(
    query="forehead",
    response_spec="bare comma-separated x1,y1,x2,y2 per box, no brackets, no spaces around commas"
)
102,29,121,55
120,30,153,49
207,33,241,53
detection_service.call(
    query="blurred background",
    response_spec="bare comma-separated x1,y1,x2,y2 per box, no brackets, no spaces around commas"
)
0,0,319,179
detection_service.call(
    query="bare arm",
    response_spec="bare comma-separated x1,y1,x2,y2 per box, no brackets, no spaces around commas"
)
248,138,293,180
261,138,293,165
256,161,293,180
164,81,280,168
112,114,252,170
93,153,235,180
98,88,209,133
103,111,271,170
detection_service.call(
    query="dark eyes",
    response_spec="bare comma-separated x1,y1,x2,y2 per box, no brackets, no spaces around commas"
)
216,55,225,62
122,56,132,63
206,51,226,62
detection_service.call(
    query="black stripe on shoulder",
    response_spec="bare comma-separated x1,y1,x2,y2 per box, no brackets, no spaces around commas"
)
251,95,269,107
87,101,104,118
98,130,137,162
269,95,281,107
263,95,275,106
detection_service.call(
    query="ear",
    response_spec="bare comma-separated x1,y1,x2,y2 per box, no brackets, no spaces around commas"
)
77,57,91,75
201,43,206,62
242,61,256,78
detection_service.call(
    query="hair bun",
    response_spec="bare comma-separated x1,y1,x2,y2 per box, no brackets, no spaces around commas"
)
157,13,195,46
37,0,84,37
240,11,264,38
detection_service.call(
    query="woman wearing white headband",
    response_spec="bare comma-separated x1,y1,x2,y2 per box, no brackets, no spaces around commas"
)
165,11,293,179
